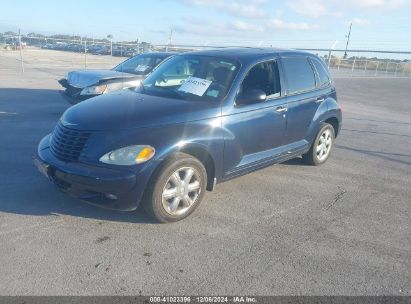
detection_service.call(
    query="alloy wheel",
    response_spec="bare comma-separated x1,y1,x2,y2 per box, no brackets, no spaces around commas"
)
161,166,202,216
316,128,332,161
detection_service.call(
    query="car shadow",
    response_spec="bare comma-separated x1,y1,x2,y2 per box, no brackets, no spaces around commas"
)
281,157,311,166
335,144,411,166
0,182,156,224
341,128,411,138
2,88,408,224
0,87,156,224
282,145,411,167
344,117,411,126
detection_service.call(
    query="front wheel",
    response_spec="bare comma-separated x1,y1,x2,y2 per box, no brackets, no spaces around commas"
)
303,123,335,166
143,153,207,223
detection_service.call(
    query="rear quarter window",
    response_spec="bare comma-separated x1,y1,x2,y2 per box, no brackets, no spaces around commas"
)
311,57,331,87
282,57,316,94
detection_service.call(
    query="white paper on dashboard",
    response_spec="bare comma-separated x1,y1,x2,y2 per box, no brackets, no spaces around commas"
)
135,65,150,72
178,76,212,96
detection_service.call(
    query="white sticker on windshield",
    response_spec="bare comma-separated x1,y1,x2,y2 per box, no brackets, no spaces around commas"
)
178,76,212,96
135,65,150,72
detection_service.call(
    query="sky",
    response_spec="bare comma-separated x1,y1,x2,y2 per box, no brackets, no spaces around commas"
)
1,0,411,52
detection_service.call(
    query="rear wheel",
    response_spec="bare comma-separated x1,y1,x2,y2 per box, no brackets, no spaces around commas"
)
143,153,207,223
303,123,335,166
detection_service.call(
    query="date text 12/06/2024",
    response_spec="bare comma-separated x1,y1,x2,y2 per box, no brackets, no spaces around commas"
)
149,296,257,303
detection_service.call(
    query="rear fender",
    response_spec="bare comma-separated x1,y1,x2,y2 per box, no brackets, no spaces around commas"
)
306,96,341,144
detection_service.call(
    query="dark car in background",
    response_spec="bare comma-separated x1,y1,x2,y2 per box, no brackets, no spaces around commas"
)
58,52,174,103
36,48,342,222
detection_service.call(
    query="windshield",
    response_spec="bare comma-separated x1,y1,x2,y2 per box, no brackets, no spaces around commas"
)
114,54,167,75
139,55,240,102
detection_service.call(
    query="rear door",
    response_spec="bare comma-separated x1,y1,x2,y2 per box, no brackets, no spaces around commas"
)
280,56,329,148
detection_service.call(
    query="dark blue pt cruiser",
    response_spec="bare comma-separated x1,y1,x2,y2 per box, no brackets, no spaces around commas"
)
35,48,342,222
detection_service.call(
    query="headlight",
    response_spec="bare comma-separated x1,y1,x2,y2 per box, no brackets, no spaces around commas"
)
80,84,107,95
99,145,155,165
80,80,141,96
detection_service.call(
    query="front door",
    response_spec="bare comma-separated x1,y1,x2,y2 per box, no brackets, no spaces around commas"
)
222,60,287,177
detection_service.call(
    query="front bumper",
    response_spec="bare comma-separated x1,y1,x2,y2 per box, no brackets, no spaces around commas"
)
58,79,98,104
35,136,143,211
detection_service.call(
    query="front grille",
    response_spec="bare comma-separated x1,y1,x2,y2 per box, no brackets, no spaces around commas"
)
50,122,91,162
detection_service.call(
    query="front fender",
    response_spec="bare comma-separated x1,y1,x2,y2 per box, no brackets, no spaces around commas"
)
153,118,225,182
82,118,224,207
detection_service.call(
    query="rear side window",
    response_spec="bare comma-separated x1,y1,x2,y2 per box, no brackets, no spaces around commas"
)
311,58,330,87
282,57,316,94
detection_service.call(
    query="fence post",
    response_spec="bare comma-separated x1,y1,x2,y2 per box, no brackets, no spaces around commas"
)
84,40,87,69
351,57,356,77
327,50,332,68
375,61,379,76
385,61,389,75
364,60,368,74
394,63,399,77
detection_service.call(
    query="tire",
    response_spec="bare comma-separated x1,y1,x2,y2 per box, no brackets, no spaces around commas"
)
143,152,207,223
302,123,335,166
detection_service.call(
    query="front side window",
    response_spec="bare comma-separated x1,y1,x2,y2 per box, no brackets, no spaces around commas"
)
240,60,281,99
311,58,330,87
282,57,316,94
140,55,240,102
114,54,165,75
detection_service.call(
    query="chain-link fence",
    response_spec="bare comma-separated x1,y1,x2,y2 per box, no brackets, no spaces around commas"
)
1,34,410,78
0,34,154,70
326,56,411,78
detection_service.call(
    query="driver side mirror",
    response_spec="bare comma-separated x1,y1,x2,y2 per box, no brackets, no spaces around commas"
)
236,89,267,106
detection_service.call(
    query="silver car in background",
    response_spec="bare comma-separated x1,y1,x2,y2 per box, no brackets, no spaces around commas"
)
58,52,175,103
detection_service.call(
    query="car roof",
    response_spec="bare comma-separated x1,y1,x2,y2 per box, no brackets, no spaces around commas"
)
182,47,313,62
140,52,176,58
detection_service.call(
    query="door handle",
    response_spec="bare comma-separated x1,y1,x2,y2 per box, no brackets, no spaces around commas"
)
315,97,325,103
275,106,287,113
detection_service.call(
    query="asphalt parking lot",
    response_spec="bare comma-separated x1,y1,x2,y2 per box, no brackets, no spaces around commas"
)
0,50,410,295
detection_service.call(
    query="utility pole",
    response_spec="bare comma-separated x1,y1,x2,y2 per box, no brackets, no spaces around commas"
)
166,29,173,52
344,22,352,59
107,34,113,56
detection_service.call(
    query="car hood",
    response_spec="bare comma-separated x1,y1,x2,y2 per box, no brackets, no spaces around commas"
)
66,69,139,88
60,90,220,131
